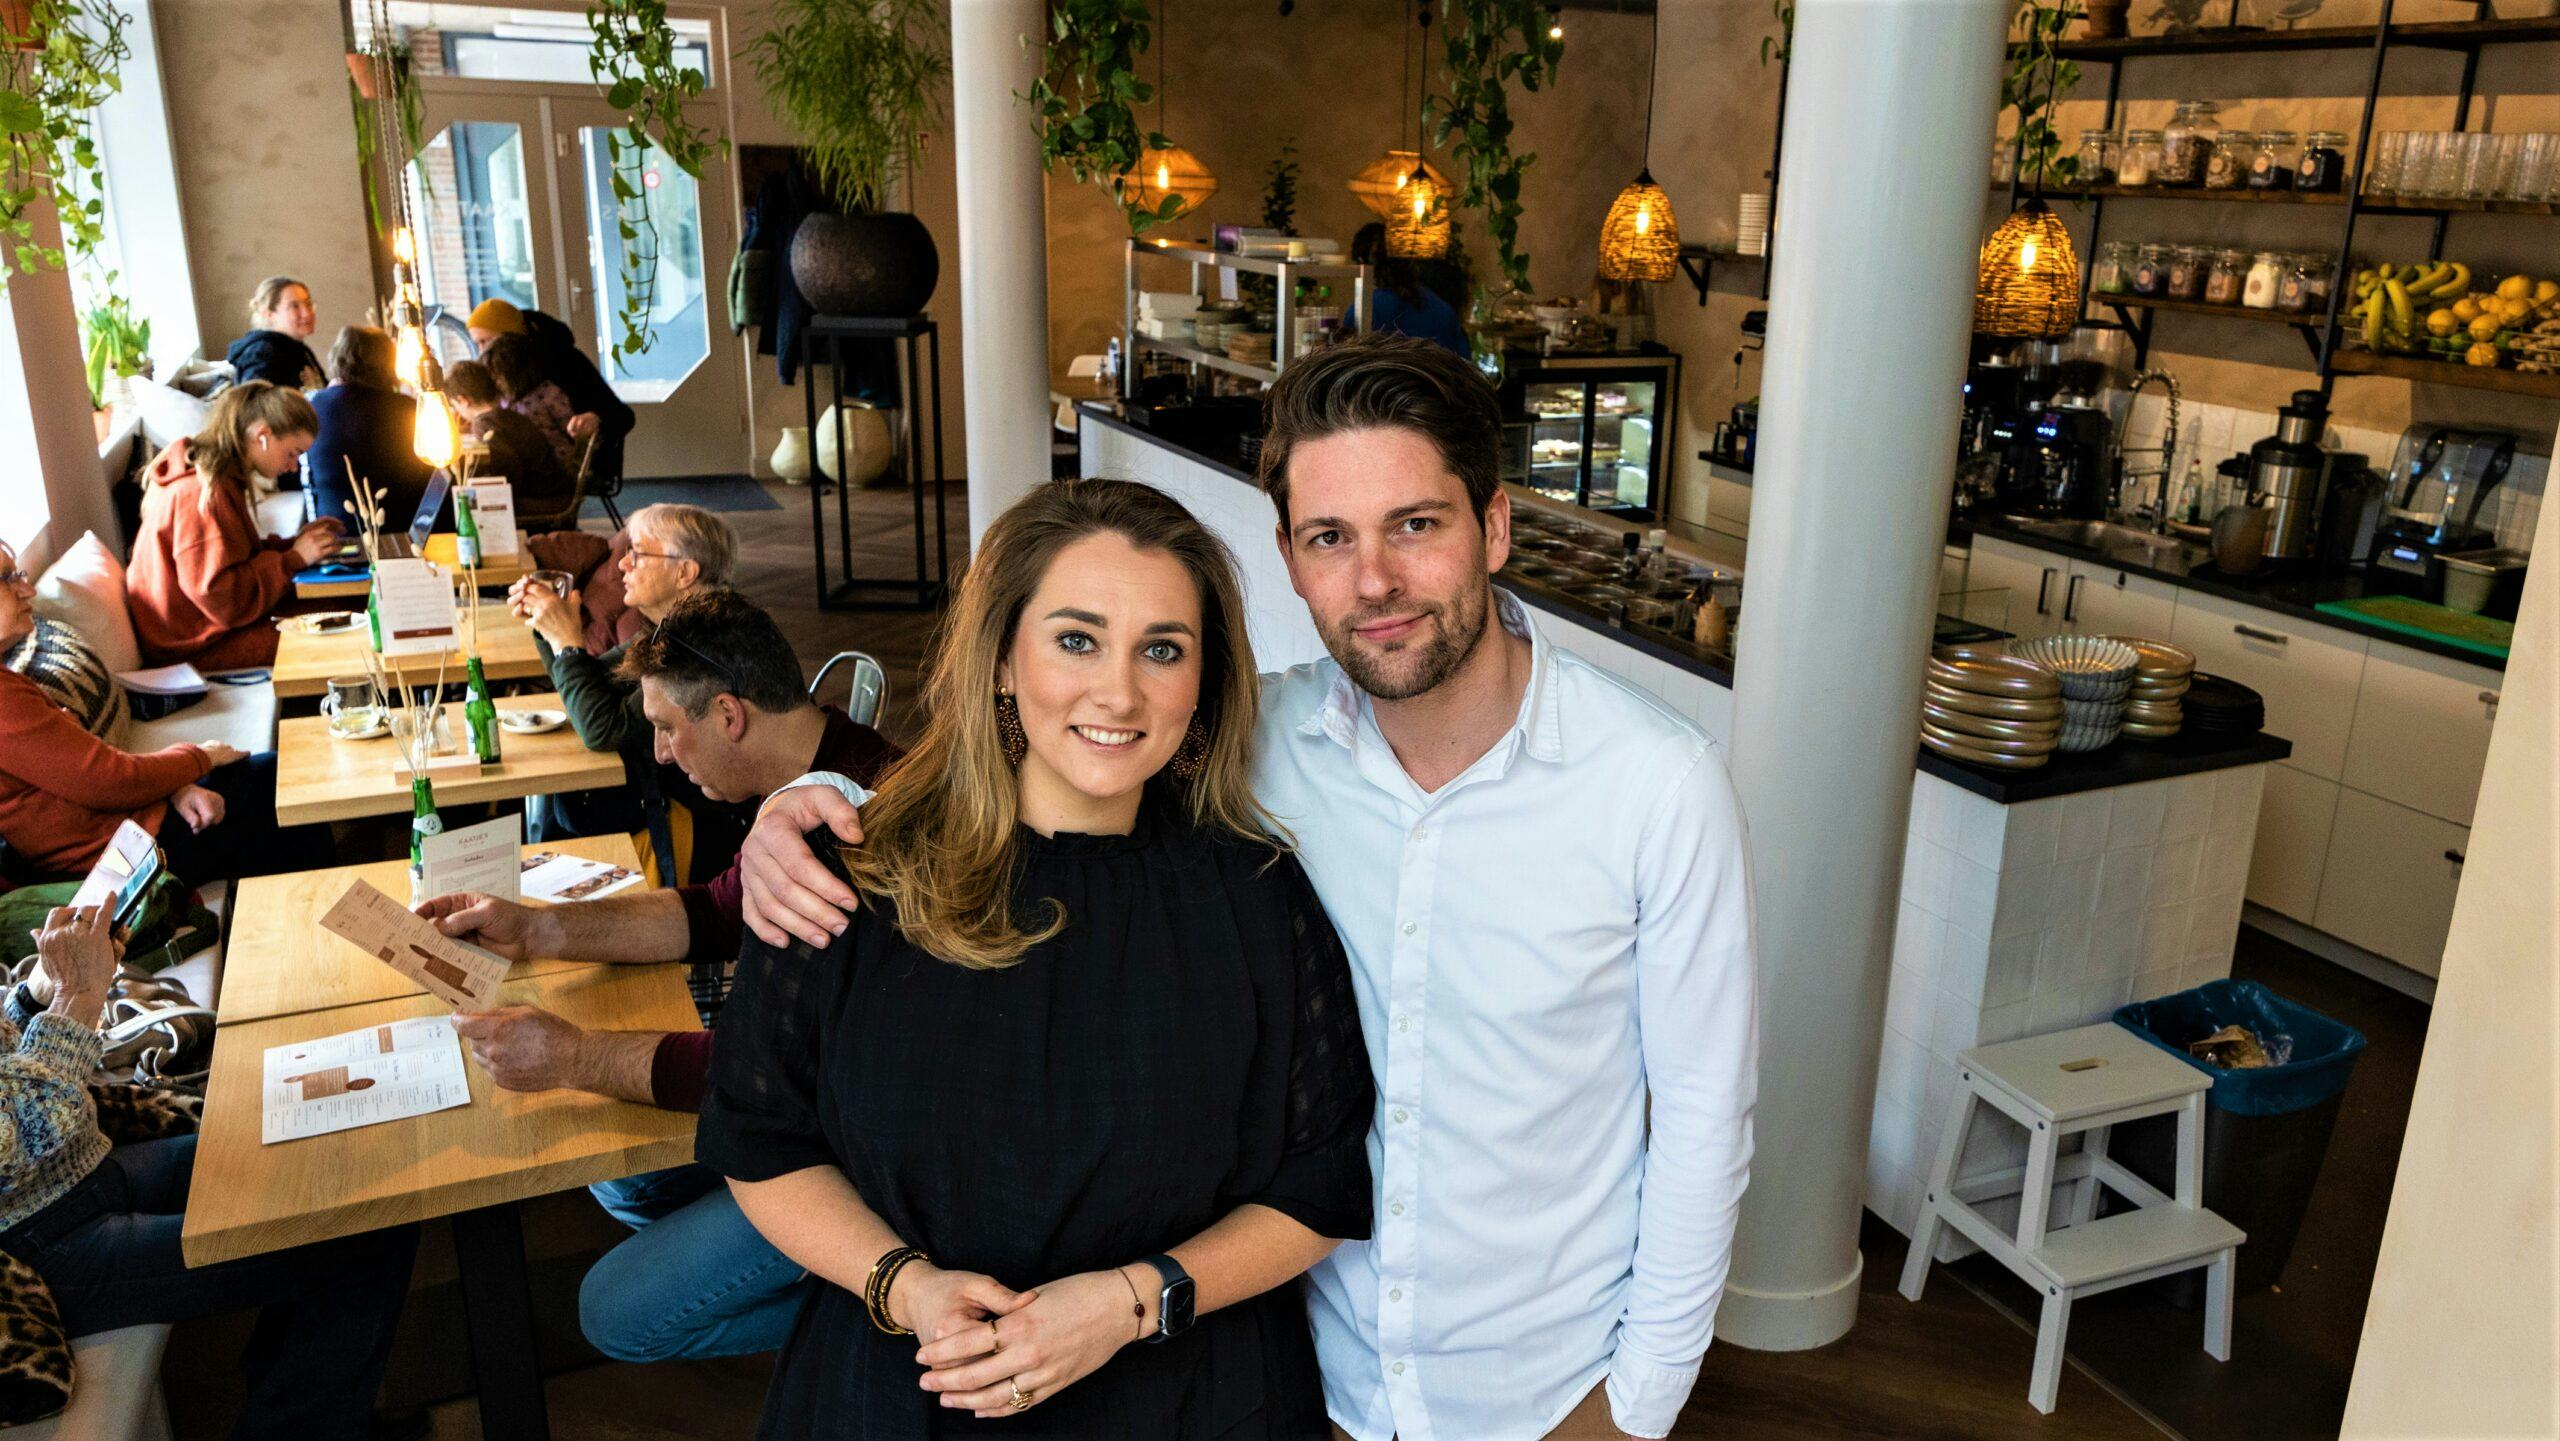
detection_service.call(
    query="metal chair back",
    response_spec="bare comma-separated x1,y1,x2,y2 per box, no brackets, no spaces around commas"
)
809,651,889,729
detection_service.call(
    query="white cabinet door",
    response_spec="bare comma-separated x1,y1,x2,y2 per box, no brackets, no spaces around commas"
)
2313,788,2469,976
1964,536,2067,641
2248,762,2338,922
2339,642,2503,827
2063,559,2180,640
2169,590,2369,779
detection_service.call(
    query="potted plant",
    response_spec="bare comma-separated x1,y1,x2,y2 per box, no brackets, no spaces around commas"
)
79,285,147,442
748,0,947,319
1027,0,1178,235
1,0,129,295
587,0,729,357
1426,0,1566,297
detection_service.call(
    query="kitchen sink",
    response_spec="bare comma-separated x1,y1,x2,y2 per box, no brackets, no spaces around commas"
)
1995,516,2212,571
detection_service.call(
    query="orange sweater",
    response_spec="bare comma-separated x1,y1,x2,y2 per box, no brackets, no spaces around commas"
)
127,440,294,669
0,669,208,875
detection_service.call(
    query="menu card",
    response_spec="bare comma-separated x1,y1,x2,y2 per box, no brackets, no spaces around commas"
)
261,1016,472,1144
319,880,509,1012
421,814,522,904
519,850,644,903
372,557,457,657
464,480,520,559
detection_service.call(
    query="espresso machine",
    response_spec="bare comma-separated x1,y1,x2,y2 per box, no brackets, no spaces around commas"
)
2368,426,2517,591
1992,398,2114,519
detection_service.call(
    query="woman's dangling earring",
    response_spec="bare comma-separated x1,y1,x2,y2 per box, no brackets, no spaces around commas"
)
1170,713,1210,781
995,689,1028,766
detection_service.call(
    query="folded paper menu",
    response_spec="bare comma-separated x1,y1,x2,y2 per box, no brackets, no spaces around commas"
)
320,880,509,1012
421,814,522,904
463,480,519,558
261,1015,471,1144
69,820,158,911
372,556,458,657
519,850,644,903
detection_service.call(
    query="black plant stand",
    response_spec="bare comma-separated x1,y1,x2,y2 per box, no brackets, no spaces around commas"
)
801,314,949,610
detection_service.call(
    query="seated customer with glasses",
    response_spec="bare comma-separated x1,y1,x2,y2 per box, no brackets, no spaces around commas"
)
414,589,899,1363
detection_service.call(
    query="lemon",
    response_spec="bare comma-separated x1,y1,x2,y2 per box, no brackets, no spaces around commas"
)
2496,274,2532,302
2537,280,2560,305
2426,308,2458,336
2468,315,2501,341
2452,297,2482,322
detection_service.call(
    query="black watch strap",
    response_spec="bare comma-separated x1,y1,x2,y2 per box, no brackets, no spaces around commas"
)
1139,1252,1194,1343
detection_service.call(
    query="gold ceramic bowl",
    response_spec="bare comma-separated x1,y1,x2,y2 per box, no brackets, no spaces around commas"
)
1925,654,2061,699
2125,700,2185,722
1921,720,2054,756
1921,702,2063,741
2121,719,2183,738
2100,635,2198,677
1924,683,2065,720
1922,730,2053,769
2131,677,2194,700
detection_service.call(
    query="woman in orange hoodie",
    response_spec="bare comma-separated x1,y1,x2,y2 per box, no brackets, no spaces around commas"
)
127,382,342,671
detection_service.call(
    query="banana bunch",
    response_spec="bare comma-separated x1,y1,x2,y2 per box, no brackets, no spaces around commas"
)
2348,261,2469,355
2349,263,2560,367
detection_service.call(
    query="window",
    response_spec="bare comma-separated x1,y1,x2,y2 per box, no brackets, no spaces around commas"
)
358,4,713,88
0,291,52,550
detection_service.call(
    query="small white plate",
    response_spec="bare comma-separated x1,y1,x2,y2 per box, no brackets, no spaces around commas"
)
279,611,363,635
329,715,392,741
499,708,568,735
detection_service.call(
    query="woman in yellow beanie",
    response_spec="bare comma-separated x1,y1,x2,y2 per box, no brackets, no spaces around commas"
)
465,297,635,465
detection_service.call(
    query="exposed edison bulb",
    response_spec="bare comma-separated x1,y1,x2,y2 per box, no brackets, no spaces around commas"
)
412,388,459,469
2020,237,2040,270
392,325,426,390
1412,187,1429,221
391,226,416,264
1156,161,1171,192
1548,20,1564,38
1634,205,1652,236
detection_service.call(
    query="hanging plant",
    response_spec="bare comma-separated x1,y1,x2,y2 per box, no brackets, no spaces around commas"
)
0,0,131,293
1424,0,1564,295
2003,1,2083,188
349,40,427,238
1024,0,1181,235
1761,0,1794,66
586,0,729,360
748,0,945,215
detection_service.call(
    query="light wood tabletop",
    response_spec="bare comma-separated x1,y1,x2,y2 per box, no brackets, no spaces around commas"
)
290,532,532,601
272,692,624,826
218,834,647,1026
182,962,700,1267
270,601,546,698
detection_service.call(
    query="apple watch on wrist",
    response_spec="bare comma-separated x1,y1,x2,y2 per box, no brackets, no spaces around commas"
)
1138,1253,1194,1343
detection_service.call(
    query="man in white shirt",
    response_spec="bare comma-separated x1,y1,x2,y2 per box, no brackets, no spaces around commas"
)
737,333,1758,1440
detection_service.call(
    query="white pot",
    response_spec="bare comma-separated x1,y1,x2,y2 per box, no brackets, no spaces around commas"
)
771,425,813,485
816,402,897,487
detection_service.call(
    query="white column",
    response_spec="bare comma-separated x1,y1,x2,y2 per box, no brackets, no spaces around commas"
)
949,0,1053,547
1717,0,2010,1352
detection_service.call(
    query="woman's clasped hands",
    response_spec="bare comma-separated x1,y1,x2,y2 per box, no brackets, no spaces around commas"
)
902,1261,1154,1417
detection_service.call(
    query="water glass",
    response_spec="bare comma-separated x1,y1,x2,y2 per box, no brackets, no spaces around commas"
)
528,569,575,600
392,704,459,761
2509,132,2558,202
2364,130,2408,195
2459,132,2515,200
2415,132,2466,198
323,676,381,738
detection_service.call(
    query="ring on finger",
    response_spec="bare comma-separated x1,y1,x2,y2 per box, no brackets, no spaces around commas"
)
987,1320,1001,1353
1008,1380,1033,1411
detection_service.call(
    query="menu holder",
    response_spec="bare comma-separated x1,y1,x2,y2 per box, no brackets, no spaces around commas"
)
372,557,458,657
319,879,510,1012
463,480,519,559
421,815,523,903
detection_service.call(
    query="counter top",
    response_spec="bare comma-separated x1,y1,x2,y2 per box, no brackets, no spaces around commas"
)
1958,514,2511,672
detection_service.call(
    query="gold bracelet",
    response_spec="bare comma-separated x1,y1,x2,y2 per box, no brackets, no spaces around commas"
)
865,1246,926,1335
1116,1265,1149,1342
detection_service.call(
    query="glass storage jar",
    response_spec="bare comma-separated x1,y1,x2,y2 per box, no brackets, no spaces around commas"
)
2204,247,2249,306
2166,245,2208,301
2204,131,2253,189
2243,250,2287,309
2116,129,2165,187
1990,139,2015,185
2074,129,2116,185
2250,130,2301,189
2132,244,2172,297
2161,100,2224,186
2092,240,2136,295
2295,130,2350,192
2287,252,2335,313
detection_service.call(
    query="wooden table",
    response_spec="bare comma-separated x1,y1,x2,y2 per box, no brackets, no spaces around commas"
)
184,963,699,1438
219,834,644,1025
291,532,532,601
270,602,546,698
272,692,623,826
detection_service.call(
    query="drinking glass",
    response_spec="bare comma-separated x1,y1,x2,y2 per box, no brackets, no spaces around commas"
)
529,569,575,599
2416,132,2465,198
2506,132,2557,201
2459,132,2515,200
323,676,381,738
2363,130,2408,195
392,704,459,761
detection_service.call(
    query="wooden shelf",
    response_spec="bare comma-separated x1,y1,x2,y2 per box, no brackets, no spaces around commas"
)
2096,293,2324,326
2005,185,2557,217
1133,335,1277,385
2330,349,2560,399
2057,16,2560,60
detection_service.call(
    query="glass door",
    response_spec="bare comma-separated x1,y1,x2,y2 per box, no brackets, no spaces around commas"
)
410,95,556,372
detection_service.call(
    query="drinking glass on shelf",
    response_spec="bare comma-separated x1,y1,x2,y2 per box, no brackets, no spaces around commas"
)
2515,133,2560,202
2362,130,2407,196
2415,132,2465,198
2459,132,2515,200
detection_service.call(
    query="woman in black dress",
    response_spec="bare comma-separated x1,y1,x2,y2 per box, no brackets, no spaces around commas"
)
699,479,1373,1438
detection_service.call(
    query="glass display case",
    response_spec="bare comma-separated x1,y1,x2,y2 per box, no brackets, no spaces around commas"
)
1500,354,1680,520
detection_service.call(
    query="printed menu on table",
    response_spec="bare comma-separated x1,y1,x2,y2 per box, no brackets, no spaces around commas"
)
319,880,510,1012
519,850,644,903
261,1015,472,1144
463,480,519,558
421,815,523,903
372,557,457,657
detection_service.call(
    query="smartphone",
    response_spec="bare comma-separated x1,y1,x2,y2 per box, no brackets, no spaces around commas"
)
109,846,164,934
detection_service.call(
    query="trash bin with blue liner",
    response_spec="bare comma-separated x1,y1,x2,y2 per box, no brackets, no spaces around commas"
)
2107,978,2368,1301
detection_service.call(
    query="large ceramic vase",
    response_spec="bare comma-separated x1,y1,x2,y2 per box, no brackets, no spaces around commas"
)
770,425,813,485
816,403,896,487
790,211,939,319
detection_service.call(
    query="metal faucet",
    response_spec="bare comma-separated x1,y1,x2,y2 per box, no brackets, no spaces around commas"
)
2113,368,2182,533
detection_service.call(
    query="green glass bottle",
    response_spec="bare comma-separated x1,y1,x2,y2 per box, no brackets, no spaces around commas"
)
365,582,384,652
463,656,501,766
453,484,483,570
407,776,444,904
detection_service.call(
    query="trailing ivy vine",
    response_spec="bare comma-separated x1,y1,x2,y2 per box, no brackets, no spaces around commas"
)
1424,0,1563,295
0,0,131,292
1024,0,1178,234
349,40,426,238
586,0,729,360
2003,1,2083,188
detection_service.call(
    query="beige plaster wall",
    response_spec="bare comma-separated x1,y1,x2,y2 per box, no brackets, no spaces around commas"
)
153,0,377,367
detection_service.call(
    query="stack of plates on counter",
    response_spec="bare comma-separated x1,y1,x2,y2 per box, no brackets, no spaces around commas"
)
2009,635,2140,752
1922,648,2062,770
1224,330,1275,367
2103,636,2197,740
2181,674,2267,738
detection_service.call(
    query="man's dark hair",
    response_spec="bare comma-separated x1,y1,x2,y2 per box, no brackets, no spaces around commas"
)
1255,331,1504,529
444,359,502,408
480,332,544,401
618,589,811,718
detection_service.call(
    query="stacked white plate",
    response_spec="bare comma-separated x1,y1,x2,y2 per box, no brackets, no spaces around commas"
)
2009,636,2141,751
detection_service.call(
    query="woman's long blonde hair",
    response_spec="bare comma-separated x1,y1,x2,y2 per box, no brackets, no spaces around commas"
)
187,382,316,500
844,478,1276,969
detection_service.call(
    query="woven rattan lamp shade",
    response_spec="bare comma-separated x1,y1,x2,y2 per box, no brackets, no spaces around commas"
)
1386,172,1451,259
1117,144,1219,224
1598,169,1680,282
1975,200,2082,338
1350,150,1452,220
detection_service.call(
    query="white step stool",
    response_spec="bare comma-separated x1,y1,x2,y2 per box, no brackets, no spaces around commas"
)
1897,1022,2245,1415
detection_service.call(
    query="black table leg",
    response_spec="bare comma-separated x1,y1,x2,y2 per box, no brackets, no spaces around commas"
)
832,346,854,588
804,331,825,610
927,324,948,587
904,333,929,598
452,1201,549,1441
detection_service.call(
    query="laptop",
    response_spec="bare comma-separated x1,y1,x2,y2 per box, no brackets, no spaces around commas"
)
337,471,450,561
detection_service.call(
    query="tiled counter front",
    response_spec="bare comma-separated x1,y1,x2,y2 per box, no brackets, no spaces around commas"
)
1085,412,2272,1262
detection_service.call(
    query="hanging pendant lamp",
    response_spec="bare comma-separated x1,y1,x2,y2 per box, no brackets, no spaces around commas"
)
1350,150,1452,219
1387,169,1451,259
1374,2,1449,259
1112,0,1215,227
1597,6,1678,282
1973,199,2081,337
412,388,460,469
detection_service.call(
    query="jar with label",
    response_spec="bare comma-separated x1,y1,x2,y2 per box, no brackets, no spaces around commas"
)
2073,129,2115,185
2288,252,2335,313
2204,131,2253,189
2243,250,2287,309
2166,245,2208,301
2161,100,2223,186
2204,247,2249,306
2296,131,2349,192
2250,130,2301,190
1991,139,2015,185
2132,244,2172,297
2116,129,2165,187
2092,240,2136,295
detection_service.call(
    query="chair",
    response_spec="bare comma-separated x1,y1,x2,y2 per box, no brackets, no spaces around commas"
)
584,434,628,529
809,651,888,729
515,432,595,533
17,1324,175,1441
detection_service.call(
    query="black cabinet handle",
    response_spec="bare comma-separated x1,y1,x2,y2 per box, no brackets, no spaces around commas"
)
2445,849,2465,866
2035,568,2055,615
2064,574,2085,624
2234,624,2289,646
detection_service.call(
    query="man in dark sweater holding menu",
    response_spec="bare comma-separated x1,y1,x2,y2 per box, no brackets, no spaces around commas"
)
417,590,898,1362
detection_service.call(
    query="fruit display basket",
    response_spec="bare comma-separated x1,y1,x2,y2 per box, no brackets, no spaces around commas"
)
2343,261,2560,372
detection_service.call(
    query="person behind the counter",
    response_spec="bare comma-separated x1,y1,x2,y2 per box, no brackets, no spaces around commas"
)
1350,222,1469,357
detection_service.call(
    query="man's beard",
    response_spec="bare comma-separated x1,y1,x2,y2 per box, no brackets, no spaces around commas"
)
1321,581,1492,702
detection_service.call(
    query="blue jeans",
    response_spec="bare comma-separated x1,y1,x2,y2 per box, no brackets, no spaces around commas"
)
579,1163,807,1361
